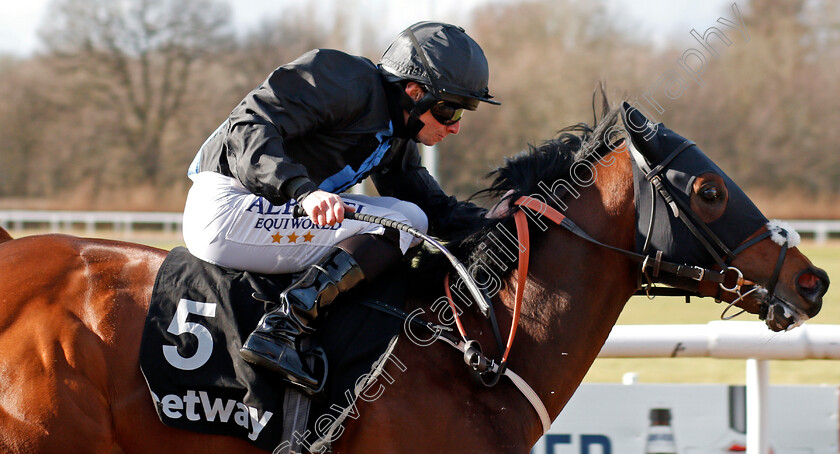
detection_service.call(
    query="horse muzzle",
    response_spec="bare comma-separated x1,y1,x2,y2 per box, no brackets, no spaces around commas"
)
762,298,807,332
756,266,828,332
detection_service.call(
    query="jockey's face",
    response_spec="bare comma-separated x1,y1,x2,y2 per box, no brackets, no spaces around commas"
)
404,82,461,147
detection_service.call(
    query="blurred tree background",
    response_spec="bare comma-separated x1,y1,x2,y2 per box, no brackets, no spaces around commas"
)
0,0,837,217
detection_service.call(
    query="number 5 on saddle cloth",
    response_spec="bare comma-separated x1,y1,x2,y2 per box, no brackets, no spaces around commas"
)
139,246,412,453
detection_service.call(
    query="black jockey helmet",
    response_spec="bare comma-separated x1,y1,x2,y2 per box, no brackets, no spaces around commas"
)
379,21,500,111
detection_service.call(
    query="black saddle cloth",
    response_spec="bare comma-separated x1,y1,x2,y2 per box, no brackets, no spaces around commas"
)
139,247,407,452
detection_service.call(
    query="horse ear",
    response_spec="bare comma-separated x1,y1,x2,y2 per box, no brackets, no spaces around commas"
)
620,101,659,154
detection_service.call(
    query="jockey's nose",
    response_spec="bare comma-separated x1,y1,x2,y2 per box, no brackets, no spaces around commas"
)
447,121,461,135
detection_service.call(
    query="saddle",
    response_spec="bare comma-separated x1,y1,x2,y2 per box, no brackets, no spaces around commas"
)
139,247,408,453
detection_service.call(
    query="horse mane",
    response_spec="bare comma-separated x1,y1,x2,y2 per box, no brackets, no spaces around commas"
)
408,91,622,293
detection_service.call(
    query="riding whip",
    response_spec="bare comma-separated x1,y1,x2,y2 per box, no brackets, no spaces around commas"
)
292,205,493,317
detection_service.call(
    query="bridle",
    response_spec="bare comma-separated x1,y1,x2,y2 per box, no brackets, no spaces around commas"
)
627,138,792,318
439,140,793,435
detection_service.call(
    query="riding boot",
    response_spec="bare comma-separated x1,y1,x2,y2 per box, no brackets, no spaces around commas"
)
239,234,401,390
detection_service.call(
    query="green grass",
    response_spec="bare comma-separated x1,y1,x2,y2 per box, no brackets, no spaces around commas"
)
584,242,840,385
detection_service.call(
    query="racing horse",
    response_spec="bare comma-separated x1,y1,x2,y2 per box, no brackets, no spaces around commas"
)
0,102,828,453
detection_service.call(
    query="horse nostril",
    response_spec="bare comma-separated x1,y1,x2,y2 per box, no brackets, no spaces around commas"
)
798,273,819,291
796,268,830,302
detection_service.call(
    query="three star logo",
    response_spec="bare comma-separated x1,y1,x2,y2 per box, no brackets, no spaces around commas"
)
269,231,315,244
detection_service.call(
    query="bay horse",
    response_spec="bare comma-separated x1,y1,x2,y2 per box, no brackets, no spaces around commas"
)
0,102,828,453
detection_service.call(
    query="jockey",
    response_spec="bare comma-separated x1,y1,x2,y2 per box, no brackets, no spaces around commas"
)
182,21,500,392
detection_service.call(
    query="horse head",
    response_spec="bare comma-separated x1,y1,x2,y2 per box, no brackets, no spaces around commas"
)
621,102,829,331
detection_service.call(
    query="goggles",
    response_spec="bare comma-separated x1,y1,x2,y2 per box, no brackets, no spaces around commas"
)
429,100,464,125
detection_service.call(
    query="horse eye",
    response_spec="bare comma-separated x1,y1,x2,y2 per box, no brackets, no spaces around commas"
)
701,186,720,201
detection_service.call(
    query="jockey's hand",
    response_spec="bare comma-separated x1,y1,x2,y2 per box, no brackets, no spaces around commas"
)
301,190,356,226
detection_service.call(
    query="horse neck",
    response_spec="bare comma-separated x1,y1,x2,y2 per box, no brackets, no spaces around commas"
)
504,148,639,438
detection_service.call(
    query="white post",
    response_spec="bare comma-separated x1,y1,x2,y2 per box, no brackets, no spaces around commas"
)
422,144,438,180
815,226,828,245
123,214,133,237
85,214,95,236
745,358,769,454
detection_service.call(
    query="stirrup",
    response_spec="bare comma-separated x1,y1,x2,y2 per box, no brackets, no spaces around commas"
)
285,347,329,398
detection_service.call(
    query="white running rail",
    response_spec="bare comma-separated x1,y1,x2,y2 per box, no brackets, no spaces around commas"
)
598,321,840,454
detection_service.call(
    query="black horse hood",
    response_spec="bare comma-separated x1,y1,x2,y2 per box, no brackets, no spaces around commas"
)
620,102,768,268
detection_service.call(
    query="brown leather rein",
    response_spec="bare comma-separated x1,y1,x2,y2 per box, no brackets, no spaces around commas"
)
443,197,544,365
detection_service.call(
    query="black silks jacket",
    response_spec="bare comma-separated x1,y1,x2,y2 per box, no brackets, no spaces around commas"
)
189,49,485,236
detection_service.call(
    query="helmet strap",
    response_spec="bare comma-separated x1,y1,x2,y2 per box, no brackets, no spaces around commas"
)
400,89,438,140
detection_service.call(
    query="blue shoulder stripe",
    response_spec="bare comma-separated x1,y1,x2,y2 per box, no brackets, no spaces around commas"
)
318,122,394,193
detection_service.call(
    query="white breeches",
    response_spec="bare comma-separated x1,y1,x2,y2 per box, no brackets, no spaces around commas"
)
183,172,428,274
